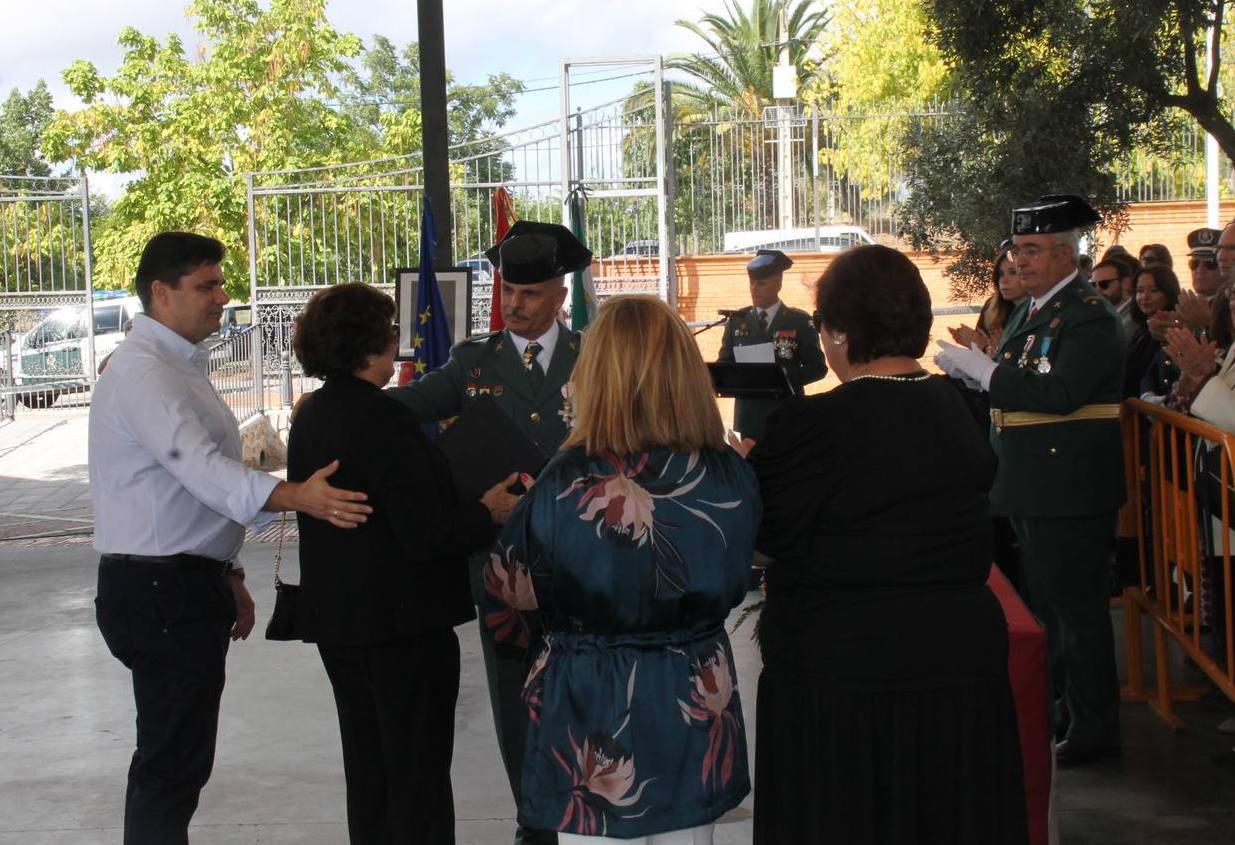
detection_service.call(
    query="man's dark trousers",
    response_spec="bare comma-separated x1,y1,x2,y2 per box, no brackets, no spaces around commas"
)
95,559,234,844
1010,514,1121,747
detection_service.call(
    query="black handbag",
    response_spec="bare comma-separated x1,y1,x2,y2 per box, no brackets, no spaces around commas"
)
264,512,302,641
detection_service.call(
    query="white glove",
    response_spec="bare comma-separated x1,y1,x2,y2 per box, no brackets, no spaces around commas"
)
934,340,998,392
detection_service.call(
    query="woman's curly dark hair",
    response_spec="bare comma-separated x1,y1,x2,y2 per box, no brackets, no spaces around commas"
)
815,244,932,364
293,284,396,379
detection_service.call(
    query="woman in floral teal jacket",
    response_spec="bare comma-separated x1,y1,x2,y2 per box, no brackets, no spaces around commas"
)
483,295,759,844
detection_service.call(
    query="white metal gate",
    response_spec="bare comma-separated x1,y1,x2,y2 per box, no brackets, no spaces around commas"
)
0,174,96,411
244,63,675,406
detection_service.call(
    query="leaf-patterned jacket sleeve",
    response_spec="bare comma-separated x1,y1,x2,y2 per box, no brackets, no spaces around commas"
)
481,479,551,653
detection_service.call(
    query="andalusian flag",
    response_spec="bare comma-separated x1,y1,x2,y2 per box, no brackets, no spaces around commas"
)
566,187,597,330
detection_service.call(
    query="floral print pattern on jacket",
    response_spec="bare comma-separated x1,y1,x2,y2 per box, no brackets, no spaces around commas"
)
481,446,760,838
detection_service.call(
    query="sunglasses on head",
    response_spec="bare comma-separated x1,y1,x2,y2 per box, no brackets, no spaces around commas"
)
1189,256,1219,270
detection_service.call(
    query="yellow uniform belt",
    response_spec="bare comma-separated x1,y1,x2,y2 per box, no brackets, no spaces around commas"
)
990,403,1121,430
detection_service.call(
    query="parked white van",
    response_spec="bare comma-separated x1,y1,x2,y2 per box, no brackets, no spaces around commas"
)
722,225,876,254
16,294,143,406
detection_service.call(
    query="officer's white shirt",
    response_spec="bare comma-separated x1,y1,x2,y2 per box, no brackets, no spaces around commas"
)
1029,270,1078,314
508,319,560,372
977,271,1079,391
89,314,277,561
755,300,782,326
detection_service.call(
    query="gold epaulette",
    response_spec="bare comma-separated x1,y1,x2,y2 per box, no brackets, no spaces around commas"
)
991,403,1121,431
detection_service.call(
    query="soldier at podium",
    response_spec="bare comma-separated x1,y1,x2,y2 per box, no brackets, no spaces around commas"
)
717,249,826,440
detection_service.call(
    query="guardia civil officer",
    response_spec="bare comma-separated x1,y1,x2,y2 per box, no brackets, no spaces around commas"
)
388,219,589,845
717,249,826,440
936,195,1125,766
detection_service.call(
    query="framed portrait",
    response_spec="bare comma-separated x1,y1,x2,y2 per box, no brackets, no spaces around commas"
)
393,266,473,361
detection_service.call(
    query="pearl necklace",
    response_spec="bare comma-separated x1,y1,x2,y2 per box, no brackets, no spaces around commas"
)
845,372,932,384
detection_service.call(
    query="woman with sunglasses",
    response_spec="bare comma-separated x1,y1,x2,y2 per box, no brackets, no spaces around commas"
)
1139,242,1174,270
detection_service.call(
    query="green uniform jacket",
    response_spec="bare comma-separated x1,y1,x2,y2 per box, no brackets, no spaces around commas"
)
717,303,827,440
387,323,580,456
988,277,1126,518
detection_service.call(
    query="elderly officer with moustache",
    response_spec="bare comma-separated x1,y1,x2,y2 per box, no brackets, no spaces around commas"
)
388,219,589,845
717,249,826,440
936,195,1125,767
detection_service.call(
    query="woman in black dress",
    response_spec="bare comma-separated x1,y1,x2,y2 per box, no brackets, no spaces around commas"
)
288,284,519,843
747,245,1028,844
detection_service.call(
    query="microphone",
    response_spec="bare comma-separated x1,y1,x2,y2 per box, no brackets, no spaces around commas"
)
717,307,752,318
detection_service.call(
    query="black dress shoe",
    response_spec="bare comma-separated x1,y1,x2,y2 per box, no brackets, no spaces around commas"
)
1055,739,1121,767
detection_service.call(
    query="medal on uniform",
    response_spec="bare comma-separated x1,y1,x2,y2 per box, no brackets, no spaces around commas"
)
470,367,481,378
773,329,797,360
466,383,478,397
1018,334,1035,368
558,381,576,428
493,384,504,397
1037,337,1053,374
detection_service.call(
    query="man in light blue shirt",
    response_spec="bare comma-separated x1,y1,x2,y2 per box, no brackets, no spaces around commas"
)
89,231,372,844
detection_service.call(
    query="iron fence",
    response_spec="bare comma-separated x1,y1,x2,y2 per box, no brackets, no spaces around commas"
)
3,63,1233,428
0,331,14,425
671,101,1234,255
207,327,261,425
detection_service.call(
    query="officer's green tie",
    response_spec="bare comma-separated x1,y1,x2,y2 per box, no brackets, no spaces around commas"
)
523,341,545,392
757,309,769,332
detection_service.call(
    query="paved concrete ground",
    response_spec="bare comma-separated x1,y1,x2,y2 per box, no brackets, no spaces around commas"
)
2,409,1235,843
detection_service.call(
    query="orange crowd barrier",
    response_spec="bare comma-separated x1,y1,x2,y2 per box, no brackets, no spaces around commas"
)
1120,399,1235,728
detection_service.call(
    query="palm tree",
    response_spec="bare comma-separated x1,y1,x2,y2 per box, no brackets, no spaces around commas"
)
668,0,829,119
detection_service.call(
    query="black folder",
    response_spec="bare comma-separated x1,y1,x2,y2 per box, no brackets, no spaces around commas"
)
434,395,548,501
707,362,796,399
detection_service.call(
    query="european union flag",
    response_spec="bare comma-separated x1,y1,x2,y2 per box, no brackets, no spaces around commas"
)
409,196,453,437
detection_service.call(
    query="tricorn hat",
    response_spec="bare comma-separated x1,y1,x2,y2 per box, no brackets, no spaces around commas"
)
746,249,793,280
484,220,592,285
1187,227,1222,256
1011,195,1101,235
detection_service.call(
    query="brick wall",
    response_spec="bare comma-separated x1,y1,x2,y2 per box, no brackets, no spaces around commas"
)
1100,199,1235,266
598,199,1224,428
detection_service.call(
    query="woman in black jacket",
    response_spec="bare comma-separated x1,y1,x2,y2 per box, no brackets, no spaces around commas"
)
288,283,517,844
1123,265,1181,399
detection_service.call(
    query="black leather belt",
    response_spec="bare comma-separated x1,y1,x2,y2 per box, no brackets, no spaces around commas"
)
100,553,233,576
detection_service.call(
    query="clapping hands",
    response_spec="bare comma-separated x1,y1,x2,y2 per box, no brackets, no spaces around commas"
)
947,324,995,356
1164,326,1219,386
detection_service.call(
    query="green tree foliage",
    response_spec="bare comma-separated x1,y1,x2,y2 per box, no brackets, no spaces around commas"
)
43,0,369,296
668,0,830,118
905,0,1235,297
339,36,525,256
806,0,953,195
343,36,524,150
0,81,56,176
